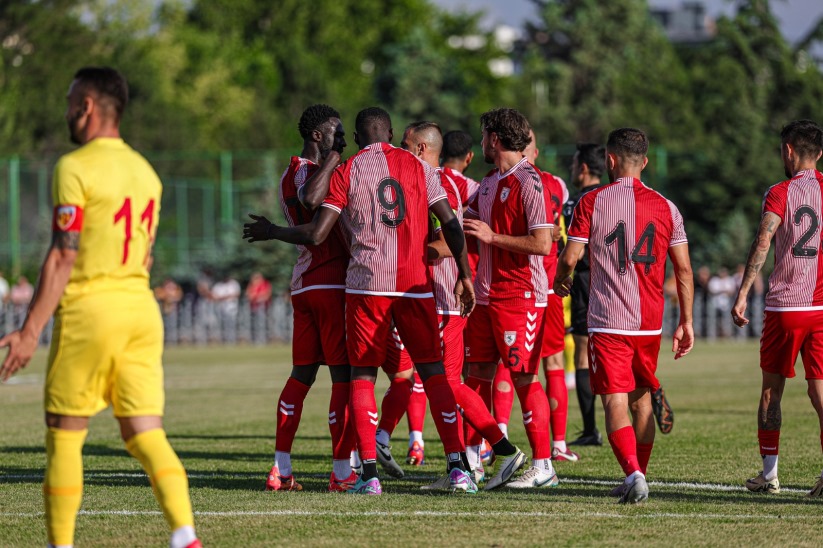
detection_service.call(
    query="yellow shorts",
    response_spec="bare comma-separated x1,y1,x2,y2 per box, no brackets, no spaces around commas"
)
45,289,164,417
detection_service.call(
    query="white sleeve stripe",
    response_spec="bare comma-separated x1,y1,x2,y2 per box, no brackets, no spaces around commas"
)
568,236,588,243
320,203,342,214
428,196,448,206
669,240,688,247
529,223,554,230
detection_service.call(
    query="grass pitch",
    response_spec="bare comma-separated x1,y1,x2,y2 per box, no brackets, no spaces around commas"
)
2,341,823,546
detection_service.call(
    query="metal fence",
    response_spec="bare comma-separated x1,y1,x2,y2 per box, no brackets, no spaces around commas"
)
3,289,763,349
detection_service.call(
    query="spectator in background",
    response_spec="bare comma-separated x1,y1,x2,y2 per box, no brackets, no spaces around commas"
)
155,278,183,315
694,266,711,337
0,271,9,312
10,275,34,307
708,268,736,337
246,272,272,345
211,274,241,343
246,272,272,311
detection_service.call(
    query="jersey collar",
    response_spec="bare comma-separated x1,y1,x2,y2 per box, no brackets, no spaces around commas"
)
498,157,528,179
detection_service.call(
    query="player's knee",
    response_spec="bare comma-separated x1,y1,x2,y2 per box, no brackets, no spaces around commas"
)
415,361,444,381
291,365,319,386
511,372,539,388
328,365,351,384
466,362,494,380
351,366,378,383
45,413,89,431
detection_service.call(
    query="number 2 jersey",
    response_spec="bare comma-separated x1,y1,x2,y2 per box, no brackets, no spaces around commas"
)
322,142,447,296
51,138,161,304
567,177,687,335
278,156,349,294
762,169,823,311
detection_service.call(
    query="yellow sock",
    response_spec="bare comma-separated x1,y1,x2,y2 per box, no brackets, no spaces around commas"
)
44,427,87,546
125,428,194,531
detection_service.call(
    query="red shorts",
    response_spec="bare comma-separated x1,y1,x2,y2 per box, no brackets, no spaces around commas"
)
383,314,465,383
382,326,414,376
588,332,661,395
540,293,565,358
346,293,441,367
465,301,545,374
760,310,823,379
291,288,347,366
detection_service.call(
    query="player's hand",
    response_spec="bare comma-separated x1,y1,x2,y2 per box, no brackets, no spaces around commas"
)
455,277,475,318
243,214,274,243
672,322,694,360
463,219,495,245
0,330,38,382
731,295,749,327
553,275,573,297
552,225,562,242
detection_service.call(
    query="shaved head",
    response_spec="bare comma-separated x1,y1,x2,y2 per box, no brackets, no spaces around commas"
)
404,121,443,155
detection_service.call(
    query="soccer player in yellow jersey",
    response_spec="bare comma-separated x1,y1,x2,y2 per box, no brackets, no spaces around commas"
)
0,67,200,548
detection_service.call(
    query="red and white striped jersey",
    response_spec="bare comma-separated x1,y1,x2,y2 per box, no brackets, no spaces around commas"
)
430,169,463,314
762,169,823,311
442,166,480,204
535,167,565,288
568,177,688,335
322,142,447,296
278,156,349,294
467,158,554,306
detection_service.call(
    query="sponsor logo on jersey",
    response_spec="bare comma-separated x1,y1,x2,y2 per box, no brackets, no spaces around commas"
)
504,331,516,346
500,187,511,202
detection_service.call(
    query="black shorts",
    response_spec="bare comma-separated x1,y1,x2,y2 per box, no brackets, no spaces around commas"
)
570,269,590,335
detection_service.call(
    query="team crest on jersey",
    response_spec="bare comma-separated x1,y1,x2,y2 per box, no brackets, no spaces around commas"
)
504,331,516,347
500,187,511,202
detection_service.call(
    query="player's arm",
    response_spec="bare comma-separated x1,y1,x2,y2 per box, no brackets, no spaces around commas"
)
243,207,339,246
0,232,78,381
732,211,781,327
298,150,342,210
669,243,695,359
430,198,475,316
427,230,451,261
553,239,586,297
463,219,552,256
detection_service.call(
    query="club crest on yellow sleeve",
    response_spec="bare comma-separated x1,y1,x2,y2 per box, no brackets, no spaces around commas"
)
53,204,82,232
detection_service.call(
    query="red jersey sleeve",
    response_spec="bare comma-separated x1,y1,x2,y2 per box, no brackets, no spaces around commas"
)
568,192,594,243
521,175,552,231
762,183,788,222
321,166,349,213
668,200,688,247
425,162,447,206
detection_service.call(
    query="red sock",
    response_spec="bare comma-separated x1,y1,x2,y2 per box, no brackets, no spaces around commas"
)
407,373,428,433
329,382,356,459
275,377,311,453
493,364,514,426
758,429,780,455
547,369,567,442
350,379,378,461
515,381,552,460
608,426,641,476
422,374,463,454
463,376,492,446
377,378,412,435
637,442,654,475
454,382,505,445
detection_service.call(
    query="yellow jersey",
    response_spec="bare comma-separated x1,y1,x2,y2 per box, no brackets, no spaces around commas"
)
52,138,162,303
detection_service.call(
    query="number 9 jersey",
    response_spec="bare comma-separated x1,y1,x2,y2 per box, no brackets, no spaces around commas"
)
567,177,687,335
52,138,161,303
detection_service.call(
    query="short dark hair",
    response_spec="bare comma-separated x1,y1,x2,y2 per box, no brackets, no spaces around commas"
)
297,104,340,140
781,120,823,159
479,108,531,152
73,67,128,119
405,121,441,136
442,130,473,160
606,128,648,161
576,143,606,177
355,106,391,135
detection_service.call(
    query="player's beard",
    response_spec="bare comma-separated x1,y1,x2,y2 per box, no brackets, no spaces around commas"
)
319,141,333,160
67,112,83,145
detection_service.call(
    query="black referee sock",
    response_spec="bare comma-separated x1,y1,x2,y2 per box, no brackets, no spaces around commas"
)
575,369,597,435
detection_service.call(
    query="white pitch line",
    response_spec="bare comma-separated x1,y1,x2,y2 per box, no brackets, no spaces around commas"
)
0,473,809,494
0,509,819,520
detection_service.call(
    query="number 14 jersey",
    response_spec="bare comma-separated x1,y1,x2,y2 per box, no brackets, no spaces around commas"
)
567,177,687,335
322,142,447,296
762,169,823,311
